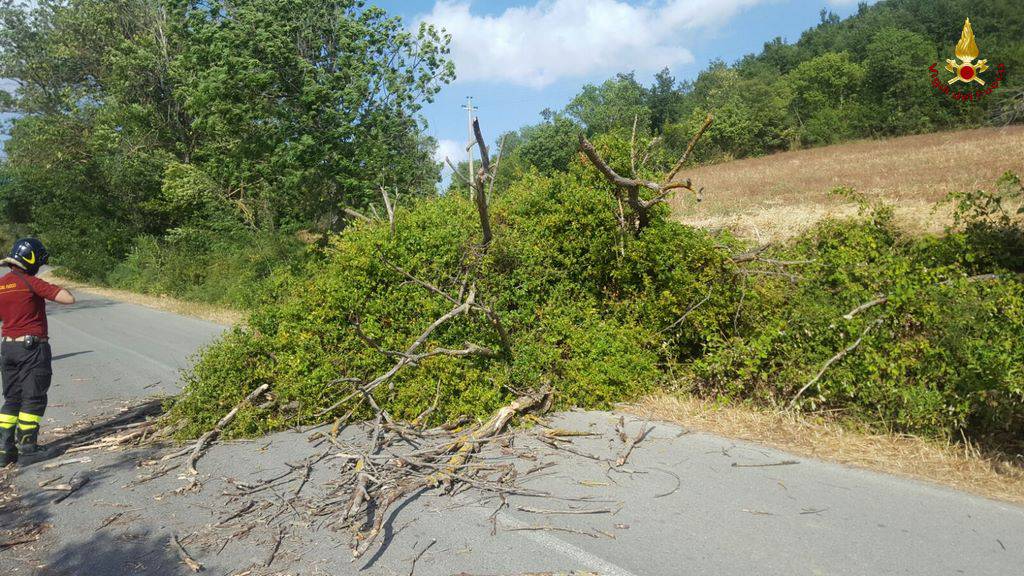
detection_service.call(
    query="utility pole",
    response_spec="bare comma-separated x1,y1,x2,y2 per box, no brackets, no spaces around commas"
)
462,96,475,198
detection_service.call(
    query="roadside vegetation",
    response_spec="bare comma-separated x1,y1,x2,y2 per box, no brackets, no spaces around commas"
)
1,0,1023,462
171,144,1024,451
0,0,453,306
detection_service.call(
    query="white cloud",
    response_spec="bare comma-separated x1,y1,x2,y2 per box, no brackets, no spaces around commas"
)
417,0,767,88
433,137,463,165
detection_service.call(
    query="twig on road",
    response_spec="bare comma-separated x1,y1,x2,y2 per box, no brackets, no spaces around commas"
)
516,505,618,515
731,460,799,468
616,423,651,467
171,533,203,572
51,471,89,503
408,538,436,576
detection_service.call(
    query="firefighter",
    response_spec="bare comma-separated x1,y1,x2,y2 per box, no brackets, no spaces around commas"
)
0,238,75,466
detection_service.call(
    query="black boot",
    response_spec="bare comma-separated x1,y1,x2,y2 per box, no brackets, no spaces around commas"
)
0,426,16,467
14,425,45,465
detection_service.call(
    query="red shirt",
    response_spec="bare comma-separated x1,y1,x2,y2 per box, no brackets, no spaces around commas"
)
0,270,62,337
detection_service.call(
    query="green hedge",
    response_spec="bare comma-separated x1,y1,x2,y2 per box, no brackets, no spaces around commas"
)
168,170,1024,444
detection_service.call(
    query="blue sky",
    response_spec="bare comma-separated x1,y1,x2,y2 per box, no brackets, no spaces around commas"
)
371,0,872,170
1,0,873,163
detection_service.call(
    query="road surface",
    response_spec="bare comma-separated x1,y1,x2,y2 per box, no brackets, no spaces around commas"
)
1,289,1022,575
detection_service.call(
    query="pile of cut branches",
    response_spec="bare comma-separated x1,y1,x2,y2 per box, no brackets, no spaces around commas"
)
212,386,554,561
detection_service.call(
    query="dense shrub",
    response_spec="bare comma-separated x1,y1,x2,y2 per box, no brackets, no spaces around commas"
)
168,170,730,438
106,229,309,308
694,193,1024,440
170,172,1024,444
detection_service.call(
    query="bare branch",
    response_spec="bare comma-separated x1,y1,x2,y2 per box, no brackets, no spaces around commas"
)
730,244,772,263
488,134,507,197
578,134,660,193
182,381,268,471
471,118,494,246
445,157,471,187
380,186,396,236
579,119,710,232
788,319,883,410
344,207,372,223
666,113,714,183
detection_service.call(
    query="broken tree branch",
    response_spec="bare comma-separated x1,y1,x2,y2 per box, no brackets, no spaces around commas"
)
184,383,270,475
666,113,714,183
730,243,772,263
579,114,711,232
350,387,552,558
472,117,493,246
788,318,883,410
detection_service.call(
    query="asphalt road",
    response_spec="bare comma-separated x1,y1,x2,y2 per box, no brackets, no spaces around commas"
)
1,289,1023,575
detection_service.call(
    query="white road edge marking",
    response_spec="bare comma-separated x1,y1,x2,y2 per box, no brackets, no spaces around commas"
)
495,509,641,576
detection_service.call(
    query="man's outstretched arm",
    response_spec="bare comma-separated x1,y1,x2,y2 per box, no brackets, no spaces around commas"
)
53,289,74,304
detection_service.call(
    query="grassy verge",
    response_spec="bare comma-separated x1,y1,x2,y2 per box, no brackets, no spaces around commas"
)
628,394,1024,505
41,269,243,326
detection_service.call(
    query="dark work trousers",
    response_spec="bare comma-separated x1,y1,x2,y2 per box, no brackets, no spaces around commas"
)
0,341,52,419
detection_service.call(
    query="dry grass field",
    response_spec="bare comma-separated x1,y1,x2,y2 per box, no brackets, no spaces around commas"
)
672,125,1024,242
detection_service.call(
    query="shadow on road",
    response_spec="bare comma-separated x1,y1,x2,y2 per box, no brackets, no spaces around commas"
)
37,528,184,576
46,298,121,315
31,398,165,462
2,448,183,576
51,350,93,362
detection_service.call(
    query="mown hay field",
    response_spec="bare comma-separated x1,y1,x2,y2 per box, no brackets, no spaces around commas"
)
672,125,1024,242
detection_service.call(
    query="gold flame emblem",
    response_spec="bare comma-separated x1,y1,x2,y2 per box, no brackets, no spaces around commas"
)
945,18,988,85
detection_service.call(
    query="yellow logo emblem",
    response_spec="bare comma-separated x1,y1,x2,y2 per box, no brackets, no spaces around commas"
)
945,18,988,85
23,251,35,265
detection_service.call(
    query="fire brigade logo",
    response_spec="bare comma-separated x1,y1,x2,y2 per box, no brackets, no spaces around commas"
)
945,19,987,84
929,18,1005,102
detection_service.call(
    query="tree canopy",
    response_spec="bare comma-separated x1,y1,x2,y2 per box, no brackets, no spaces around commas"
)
0,0,453,279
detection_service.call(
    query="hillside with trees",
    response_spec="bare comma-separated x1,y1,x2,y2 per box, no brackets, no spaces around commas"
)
1,0,1021,300
483,0,1022,185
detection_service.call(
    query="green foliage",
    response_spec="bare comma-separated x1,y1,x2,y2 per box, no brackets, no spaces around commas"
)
172,0,453,220
694,179,1024,440
172,167,1024,444
107,230,308,307
566,73,651,136
501,116,582,178
168,172,720,438
786,52,867,145
922,170,1024,273
0,0,452,289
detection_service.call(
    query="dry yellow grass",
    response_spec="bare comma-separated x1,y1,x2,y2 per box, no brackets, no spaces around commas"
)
40,271,243,326
673,125,1024,242
627,394,1024,505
